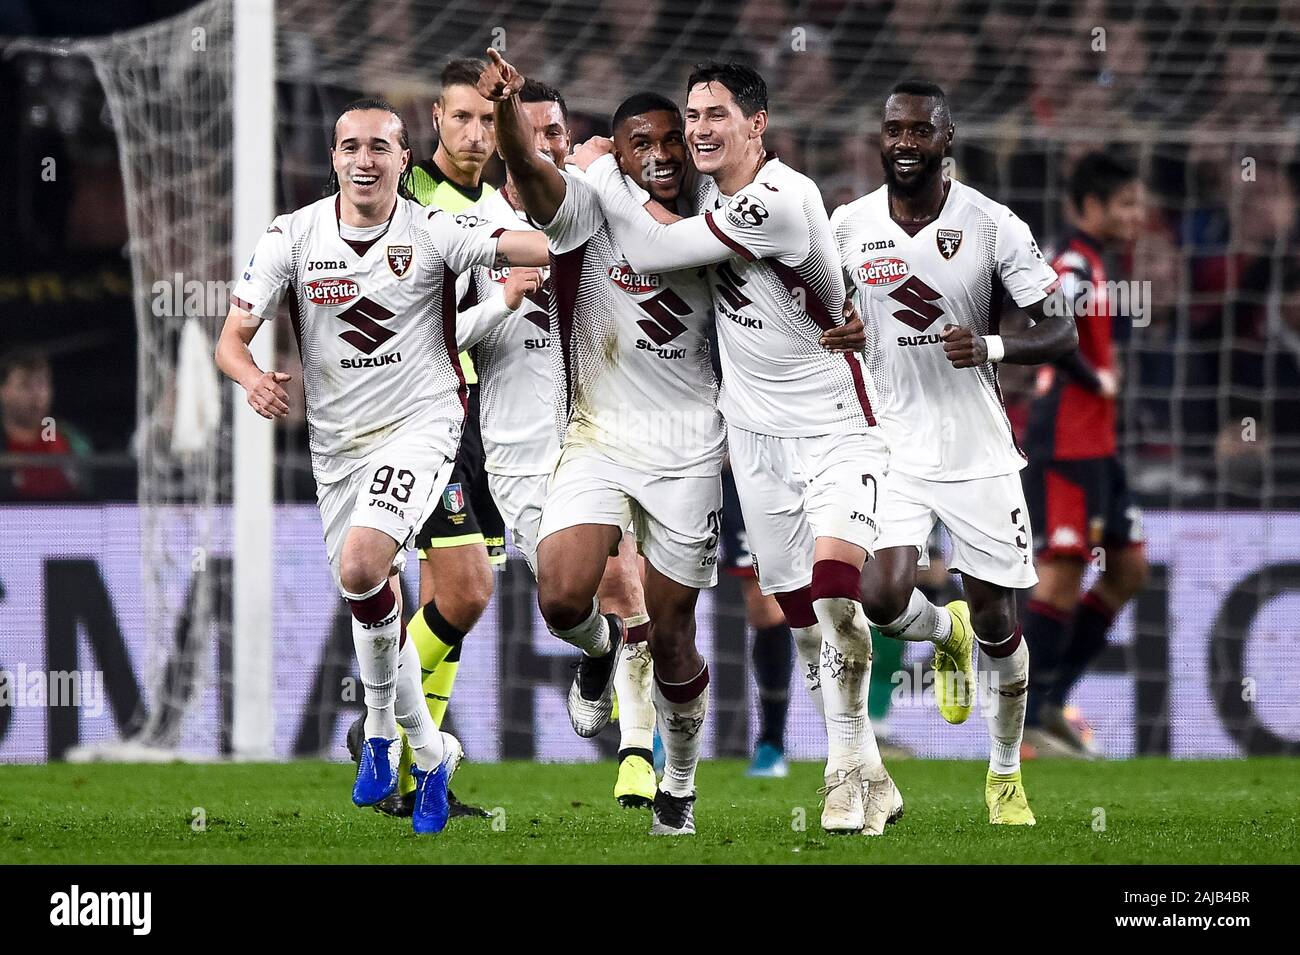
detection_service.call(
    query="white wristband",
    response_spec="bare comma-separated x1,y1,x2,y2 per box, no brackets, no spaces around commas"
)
984,334,1005,363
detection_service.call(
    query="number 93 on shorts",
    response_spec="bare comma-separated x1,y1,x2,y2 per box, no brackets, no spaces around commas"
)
316,438,455,593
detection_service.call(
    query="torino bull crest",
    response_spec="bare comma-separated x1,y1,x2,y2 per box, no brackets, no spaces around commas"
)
387,244,413,278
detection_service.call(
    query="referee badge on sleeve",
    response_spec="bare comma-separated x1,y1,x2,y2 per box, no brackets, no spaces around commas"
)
937,229,963,260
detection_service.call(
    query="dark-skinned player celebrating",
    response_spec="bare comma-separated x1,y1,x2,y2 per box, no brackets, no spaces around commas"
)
478,51,867,836
834,81,1078,825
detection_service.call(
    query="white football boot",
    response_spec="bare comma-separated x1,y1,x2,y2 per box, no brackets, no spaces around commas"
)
819,766,865,833
861,766,904,836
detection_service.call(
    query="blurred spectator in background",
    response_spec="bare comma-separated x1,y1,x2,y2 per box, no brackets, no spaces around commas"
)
1198,42,1282,134
1021,151,1150,757
1126,219,1185,484
1099,18,1164,124
0,349,91,501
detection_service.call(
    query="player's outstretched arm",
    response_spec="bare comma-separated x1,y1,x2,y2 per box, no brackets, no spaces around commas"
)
479,50,566,225
494,230,550,267
940,288,1079,369
455,268,544,352
215,304,291,418
583,152,734,274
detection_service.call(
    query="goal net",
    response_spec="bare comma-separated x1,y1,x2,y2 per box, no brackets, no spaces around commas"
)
6,0,1298,762
7,0,236,760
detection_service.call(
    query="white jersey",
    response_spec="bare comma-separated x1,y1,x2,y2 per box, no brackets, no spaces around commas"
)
543,168,724,477
232,194,504,484
584,153,871,439
457,190,560,477
832,180,1060,481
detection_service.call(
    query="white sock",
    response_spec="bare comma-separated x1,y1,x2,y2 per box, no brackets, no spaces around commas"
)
871,588,953,649
615,614,655,752
654,666,709,797
813,596,883,776
791,624,824,717
550,600,611,657
395,638,444,770
979,635,1029,775
348,583,400,740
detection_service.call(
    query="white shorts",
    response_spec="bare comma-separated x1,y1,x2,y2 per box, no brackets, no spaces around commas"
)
874,468,1038,589
728,424,889,596
316,431,455,595
537,445,722,590
488,470,548,575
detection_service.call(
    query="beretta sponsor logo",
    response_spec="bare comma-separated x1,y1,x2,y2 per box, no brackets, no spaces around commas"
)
855,256,910,287
607,264,661,295
304,277,361,306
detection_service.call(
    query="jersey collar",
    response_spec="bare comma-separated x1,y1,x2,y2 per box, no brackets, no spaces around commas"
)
882,178,954,240
334,193,400,258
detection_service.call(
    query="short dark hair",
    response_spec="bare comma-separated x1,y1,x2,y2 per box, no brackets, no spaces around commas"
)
0,348,50,385
686,61,767,117
1069,151,1138,210
612,91,681,133
440,57,487,93
325,98,414,201
886,80,951,127
519,78,569,123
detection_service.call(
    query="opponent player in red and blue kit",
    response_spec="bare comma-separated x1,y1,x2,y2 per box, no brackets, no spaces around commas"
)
1021,152,1149,756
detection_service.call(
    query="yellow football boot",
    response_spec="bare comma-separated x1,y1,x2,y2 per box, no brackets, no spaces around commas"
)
933,600,975,724
614,753,656,809
986,769,1036,825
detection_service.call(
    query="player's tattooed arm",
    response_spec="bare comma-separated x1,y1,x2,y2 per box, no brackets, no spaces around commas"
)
941,286,1078,368
493,230,550,267
215,304,291,419
479,50,566,225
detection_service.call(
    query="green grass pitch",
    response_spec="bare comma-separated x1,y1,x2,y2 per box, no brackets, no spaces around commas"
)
3,758,1296,864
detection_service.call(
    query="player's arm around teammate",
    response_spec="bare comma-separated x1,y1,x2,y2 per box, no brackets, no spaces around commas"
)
478,56,662,809
478,50,635,653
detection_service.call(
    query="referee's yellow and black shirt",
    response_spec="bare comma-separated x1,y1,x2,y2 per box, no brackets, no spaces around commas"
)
409,157,497,385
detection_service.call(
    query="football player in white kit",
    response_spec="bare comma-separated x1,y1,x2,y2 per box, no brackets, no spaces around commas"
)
479,53,724,837
480,52,866,835
575,62,902,836
834,82,1078,825
455,79,661,811
215,99,548,835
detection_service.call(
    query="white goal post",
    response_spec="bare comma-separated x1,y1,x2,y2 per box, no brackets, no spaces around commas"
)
230,0,277,761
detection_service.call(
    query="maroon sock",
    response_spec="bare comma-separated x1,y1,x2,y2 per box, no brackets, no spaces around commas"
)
810,558,862,602
347,585,395,621
774,586,817,629
655,664,710,703
979,624,1023,659
347,586,400,645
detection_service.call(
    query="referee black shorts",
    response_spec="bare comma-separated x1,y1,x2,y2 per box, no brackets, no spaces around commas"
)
414,384,507,566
